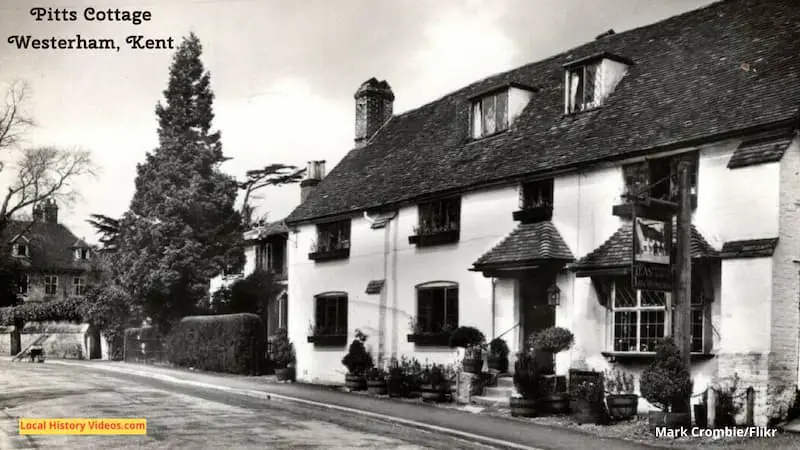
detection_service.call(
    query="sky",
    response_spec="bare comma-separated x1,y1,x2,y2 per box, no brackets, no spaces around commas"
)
0,0,715,244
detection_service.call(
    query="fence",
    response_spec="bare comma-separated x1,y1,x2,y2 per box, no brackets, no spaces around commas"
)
123,327,168,364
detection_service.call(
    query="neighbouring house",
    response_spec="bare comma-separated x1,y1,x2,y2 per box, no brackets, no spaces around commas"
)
0,199,103,359
208,219,289,339
284,0,800,425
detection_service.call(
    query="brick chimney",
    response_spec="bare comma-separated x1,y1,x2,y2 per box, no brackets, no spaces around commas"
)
300,160,326,203
43,198,58,223
354,78,394,148
32,203,43,221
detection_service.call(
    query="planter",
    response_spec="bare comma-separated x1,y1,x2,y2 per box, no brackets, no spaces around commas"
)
694,404,708,428
420,384,447,402
606,394,639,420
510,397,537,417
406,332,451,346
367,379,388,395
648,411,691,434
571,399,608,425
408,230,460,247
345,373,367,392
308,248,350,261
461,358,483,374
539,393,570,415
274,367,295,382
307,335,348,347
487,356,508,373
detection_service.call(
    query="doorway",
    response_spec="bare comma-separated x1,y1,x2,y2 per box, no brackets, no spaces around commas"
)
520,272,557,372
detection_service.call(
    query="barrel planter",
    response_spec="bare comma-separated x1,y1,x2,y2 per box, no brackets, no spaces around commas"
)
539,393,570,414
606,394,639,420
274,367,295,383
345,373,367,391
571,399,608,425
509,397,537,417
387,376,407,398
420,384,447,402
367,379,388,395
461,358,483,374
648,411,691,434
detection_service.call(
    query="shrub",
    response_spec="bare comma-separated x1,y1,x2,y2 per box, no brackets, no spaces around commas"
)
341,329,373,375
605,369,636,395
449,326,485,349
489,337,510,358
165,313,266,375
0,296,84,326
513,352,539,399
529,327,574,354
269,328,294,368
366,367,387,382
640,338,693,412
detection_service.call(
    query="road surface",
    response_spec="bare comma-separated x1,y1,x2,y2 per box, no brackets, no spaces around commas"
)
0,360,496,450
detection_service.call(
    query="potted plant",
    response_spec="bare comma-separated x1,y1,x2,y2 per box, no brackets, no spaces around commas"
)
510,351,539,417
571,378,608,425
386,357,408,398
530,327,574,414
341,329,374,391
640,338,693,433
420,363,449,402
270,328,296,382
487,337,510,373
605,368,638,420
449,326,486,374
403,357,424,397
366,367,388,395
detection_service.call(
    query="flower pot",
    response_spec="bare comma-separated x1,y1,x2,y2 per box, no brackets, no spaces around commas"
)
571,399,608,425
606,394,639,420
345,373,367,391
539,393,570,415
487,355,508,373
420,384,447,402
274,367,295,382
461,358,483,374
648,411,691,434
367,379,388,395
509,397,537,417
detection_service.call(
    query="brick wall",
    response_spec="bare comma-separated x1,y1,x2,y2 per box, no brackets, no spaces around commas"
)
717,353,770,426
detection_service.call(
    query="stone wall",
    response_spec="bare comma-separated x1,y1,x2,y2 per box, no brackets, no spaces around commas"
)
0,326,20,356
20,322,96,360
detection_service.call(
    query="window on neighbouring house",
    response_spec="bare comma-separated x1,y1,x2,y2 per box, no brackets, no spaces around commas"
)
314,293,348,336
12,243,28,258
44,275,58,295
314,220,351,253
622,152,698,204
566,62,600,113
73,277,86,296
18,275,29,296
520,179,554,210
417,198,461,236
255,243,272,272
74,248,90,260
471,90,509,138
416,282,459,334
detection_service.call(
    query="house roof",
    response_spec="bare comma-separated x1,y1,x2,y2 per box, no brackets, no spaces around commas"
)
727,131,795,169
3,220,94,272
570,222,717,273
243,220,289,241
719,238,779,259
472,222,574,270
286,0,800,225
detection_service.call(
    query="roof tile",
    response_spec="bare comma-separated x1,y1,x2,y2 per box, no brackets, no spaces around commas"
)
472,222,574,269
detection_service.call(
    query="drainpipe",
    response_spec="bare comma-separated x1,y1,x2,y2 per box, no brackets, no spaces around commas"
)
363,211,396,365
491,277,497,340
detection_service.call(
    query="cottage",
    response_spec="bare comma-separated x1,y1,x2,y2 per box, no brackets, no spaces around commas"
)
285,0,800,425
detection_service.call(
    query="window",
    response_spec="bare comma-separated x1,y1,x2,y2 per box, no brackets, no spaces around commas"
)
74,248,90,260
622,152,698,204
255,243,272,271
44,275,58,295
471,90,509,138
73,277,86,296
314,293,348,336
314,220,351,253
416,198,461,235
520,179,554,210
416,282,459,333
567,62,600,113
18,275,29,296
12,243,28,258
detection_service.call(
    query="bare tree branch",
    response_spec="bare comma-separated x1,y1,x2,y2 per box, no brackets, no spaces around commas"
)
0,81,34,153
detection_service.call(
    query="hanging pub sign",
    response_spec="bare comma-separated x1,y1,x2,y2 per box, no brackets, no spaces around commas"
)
631,205,674,292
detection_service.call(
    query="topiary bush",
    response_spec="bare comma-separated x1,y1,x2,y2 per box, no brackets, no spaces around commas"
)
342,329,373,375
269,328,295,368
513,351,540,399
529,327,574,354
640,338,693,412
165,313,266,375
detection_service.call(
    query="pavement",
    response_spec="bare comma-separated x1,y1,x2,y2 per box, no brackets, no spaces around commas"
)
41,359,664,450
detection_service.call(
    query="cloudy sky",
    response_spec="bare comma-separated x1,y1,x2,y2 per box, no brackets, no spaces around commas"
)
0,0,713,243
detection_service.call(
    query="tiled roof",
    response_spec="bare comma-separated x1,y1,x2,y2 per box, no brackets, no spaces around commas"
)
365,279,385,294
243,220,289,241
570,222,717,272
287,0,800,224
719,238,779,259
472,222,574,270
3,220,93,272
727,132,794,169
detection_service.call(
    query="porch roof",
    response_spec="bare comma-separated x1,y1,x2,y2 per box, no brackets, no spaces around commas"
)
727,131,794,169
570,222,718,276
471,222,574,273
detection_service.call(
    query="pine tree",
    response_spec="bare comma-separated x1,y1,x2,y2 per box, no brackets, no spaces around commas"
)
117,33,244,332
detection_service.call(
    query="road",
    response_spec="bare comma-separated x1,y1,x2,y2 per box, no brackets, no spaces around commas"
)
0,361,496,450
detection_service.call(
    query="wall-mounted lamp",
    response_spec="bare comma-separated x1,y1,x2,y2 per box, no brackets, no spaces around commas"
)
547,284,561,306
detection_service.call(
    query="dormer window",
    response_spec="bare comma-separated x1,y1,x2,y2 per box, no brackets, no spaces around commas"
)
74,248,90,261
513,179,554,223
564,53,632,115
566,62,600,113
12,242,28,258
471,90,508,138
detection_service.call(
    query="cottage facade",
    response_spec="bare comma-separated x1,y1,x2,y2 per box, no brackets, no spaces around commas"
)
285,0,800,425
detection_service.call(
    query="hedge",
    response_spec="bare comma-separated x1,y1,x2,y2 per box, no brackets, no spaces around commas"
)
0,297,83,326
165,313,266,375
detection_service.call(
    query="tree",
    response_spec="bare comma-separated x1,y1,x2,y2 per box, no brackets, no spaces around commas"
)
207,271,280,326
116,34,244,332
86,213,120,251
239,163,304,226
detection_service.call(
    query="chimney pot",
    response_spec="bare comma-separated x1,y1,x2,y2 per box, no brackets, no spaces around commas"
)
354,78,394,148
300,160,326,203
43,199,58,223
